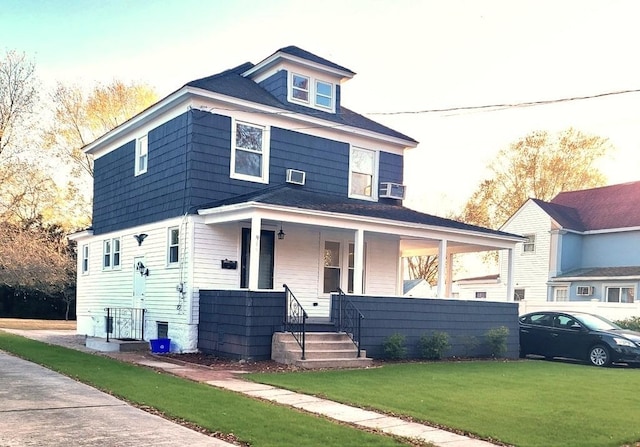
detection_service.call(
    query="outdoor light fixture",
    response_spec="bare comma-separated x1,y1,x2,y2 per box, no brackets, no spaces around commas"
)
277,224,286,240
134,233,148,246
136,261,149,277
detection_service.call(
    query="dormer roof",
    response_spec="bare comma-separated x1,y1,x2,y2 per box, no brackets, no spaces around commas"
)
242,45,356,82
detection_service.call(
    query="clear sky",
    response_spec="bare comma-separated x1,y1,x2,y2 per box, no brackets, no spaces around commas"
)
3,0,640,215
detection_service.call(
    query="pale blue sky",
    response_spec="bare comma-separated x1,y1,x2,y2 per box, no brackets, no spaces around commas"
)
3,0,640,214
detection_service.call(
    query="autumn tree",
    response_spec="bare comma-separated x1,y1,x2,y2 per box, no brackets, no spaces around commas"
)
0,50,37,157
460,128,612,230
45,80,157,177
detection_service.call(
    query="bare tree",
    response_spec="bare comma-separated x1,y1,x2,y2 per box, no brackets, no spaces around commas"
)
0,50,37,157
406,255,439,285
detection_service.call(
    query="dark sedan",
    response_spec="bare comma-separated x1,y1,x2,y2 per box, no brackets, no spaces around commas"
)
519,311,640,366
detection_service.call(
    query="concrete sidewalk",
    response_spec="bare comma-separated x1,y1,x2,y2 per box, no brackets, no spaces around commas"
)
2,329,500,447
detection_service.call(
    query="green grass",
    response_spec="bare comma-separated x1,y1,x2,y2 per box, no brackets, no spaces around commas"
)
247,360,640,447
0,332,408,447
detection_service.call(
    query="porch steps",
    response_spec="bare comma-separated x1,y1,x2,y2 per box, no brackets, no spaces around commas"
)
272,332,373,369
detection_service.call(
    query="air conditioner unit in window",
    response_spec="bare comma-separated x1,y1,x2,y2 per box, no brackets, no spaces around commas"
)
286,169,306,185
379,182,406,200
576,286,594,296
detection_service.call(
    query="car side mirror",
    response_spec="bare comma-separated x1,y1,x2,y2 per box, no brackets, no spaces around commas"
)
569,323,582,330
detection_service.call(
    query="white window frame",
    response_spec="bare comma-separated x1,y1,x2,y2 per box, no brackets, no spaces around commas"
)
554,287,568,302
315,80,333,109
81,244,89,274
605,284,635,303
348,146,378,201
288,72,336,112
102,238,121,270
523,235,535,253
230,119,270,184
167,227,180,266
135,134,148,176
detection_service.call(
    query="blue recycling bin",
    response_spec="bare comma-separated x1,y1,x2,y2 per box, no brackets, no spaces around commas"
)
150,338,171,353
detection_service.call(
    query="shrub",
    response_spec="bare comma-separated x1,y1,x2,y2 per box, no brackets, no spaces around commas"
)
418,331,450,360
383,333,407,360
485,326,509,358
615,316,640,332
458,335,479,357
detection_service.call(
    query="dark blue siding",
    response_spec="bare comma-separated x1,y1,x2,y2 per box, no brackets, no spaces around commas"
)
379,151,403,185
331,295,519,359
92,113,189,234
258,70,287,103
270,127,349,195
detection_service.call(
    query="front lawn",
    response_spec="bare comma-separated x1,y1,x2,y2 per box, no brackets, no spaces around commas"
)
0,332,409,447
247,360,640,447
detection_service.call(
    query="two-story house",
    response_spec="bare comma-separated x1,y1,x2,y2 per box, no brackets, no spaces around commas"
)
496,181,640,319
70,46,523,354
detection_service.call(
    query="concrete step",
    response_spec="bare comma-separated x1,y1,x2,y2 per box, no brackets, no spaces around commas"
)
272,331,372,368
86,337,149,352
294,357,373,369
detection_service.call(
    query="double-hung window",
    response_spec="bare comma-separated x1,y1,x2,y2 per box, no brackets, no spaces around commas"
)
103,238,121,270
168,227,180,265
291,74,309,102
289,73,335,112
523,235,535,252
349,147,377,200
315,80,333,109
231,120,269,183
135,135,148,176
81,245,89,274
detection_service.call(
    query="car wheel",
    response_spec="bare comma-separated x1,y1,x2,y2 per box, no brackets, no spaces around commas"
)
588,345,610,367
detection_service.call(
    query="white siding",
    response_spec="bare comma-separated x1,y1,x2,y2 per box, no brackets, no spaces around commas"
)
365,236,398,296
500,201,552,301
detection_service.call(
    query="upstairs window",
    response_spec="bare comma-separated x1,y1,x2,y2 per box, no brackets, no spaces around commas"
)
289,72,335,112
103,238,121,270
168,227,180,265
315,80,333,109
291,74,309,102
135,135,148,176
523,235,535,252
231,120,269,183
81,245,89,274
349,147,377,200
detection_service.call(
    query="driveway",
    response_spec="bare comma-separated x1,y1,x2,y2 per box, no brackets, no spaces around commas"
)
0,352,233,446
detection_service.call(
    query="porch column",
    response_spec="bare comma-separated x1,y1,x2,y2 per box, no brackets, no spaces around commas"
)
248,216,261,290
353,228,364,294
506,248,515,301
445,252,454,297
437,239,448,298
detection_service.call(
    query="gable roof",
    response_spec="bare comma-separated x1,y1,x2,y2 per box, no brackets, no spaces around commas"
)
532,181,640,232
194,185,520,239
277,46,356,75
186,61,417,144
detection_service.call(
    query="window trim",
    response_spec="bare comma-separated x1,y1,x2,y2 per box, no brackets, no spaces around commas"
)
288,72,336,112
523,234,535,253
230,119,270,184
102,238,121,270
605,284,635,303
514,288,525,301
167,226,180,266
135,134,148,176
81,244,89,274
348,146,379,201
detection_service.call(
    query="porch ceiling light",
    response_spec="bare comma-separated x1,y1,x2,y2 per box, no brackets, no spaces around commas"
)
277,224,286,240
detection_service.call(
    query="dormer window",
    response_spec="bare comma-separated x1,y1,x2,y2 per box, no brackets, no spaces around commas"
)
292,74,309,102
289,72,335,112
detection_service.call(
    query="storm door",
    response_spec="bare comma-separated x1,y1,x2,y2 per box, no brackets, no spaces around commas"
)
240,228,275,289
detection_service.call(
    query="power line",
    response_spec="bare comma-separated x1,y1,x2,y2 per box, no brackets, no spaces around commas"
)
366,88,640,116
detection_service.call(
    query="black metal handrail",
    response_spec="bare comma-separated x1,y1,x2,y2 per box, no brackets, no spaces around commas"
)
105,307,145,342
335,288,364,357
283,284,308,360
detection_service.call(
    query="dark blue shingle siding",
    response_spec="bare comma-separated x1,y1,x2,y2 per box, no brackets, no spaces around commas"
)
258,70,287,103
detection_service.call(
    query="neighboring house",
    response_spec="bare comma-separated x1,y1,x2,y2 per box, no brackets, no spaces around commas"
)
403,278,434,297
70,46,523,353
496,181,640,318
453,274,504,300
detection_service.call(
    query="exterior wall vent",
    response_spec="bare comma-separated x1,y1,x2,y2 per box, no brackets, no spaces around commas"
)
286,169,306,185
576,286,594,296
379,182,406,200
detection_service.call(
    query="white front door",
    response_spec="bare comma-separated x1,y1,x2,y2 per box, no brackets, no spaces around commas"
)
133,256,146,309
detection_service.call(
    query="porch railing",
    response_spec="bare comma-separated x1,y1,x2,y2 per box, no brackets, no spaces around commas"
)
335,288,364,357
283,284,308,360
105,307,145,342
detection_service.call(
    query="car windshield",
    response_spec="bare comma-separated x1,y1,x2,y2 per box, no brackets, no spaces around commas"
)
573,313,621,331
